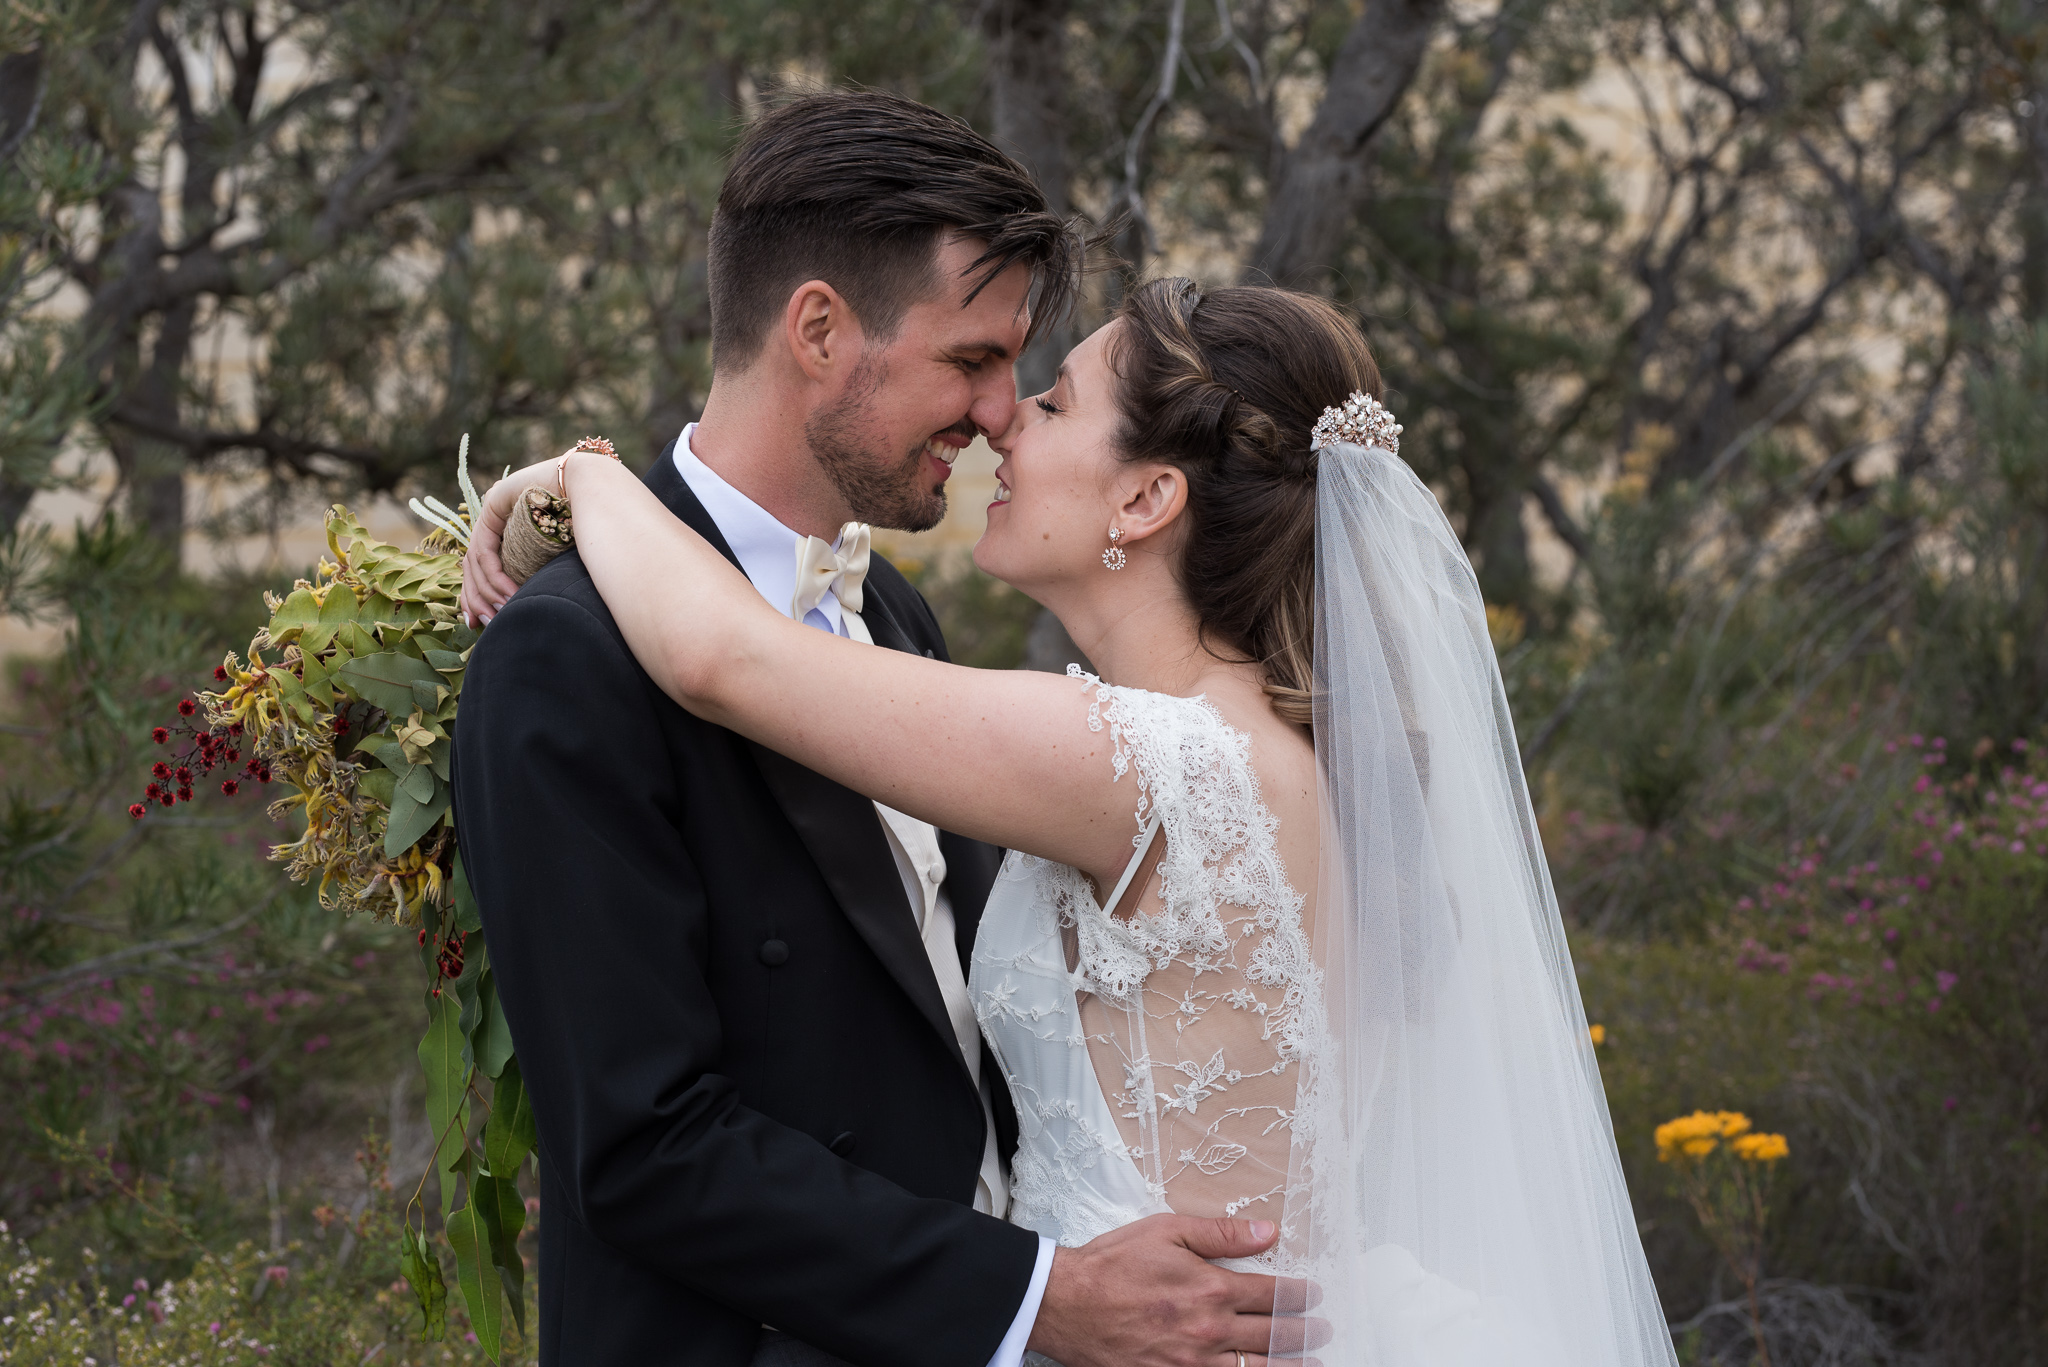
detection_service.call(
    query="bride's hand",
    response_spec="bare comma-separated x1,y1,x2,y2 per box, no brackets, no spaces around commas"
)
460,454,568,628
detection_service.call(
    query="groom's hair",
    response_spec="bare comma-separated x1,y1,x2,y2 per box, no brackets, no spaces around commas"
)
708,90,1082,374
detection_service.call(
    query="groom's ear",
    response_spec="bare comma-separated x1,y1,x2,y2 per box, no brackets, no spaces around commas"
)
784,280,863,384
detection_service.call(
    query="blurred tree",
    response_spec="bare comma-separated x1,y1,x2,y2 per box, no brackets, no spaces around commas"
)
20,0,983,550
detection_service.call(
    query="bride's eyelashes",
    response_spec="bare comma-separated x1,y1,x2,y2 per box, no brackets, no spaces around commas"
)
1035,396,1062,416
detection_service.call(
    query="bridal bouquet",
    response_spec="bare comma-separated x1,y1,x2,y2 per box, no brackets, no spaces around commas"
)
131,438,560,1361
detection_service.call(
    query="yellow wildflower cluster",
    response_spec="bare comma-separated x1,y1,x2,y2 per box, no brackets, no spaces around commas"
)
1731,1132,1790,1164
1655,1110,1790,1165
1655,1110,1753,1162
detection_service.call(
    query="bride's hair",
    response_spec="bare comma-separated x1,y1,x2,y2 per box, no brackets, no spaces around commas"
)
1108,277,1382,725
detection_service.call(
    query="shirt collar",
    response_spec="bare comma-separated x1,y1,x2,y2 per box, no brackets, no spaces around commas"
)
673,423,846,634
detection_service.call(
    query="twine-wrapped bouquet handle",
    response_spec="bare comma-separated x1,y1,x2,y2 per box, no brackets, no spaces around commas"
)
500,436,617,584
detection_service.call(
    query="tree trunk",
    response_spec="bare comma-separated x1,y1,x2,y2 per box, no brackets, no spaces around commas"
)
108,296,200,546
1242,0,1444,289
981,0,1074,399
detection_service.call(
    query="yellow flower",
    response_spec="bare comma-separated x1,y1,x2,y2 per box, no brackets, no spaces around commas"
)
1654,1109,1749,1162
1732,1132,1789,1164
1589,1024,1607,1046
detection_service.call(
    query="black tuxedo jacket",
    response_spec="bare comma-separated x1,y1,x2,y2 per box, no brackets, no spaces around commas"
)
451,442,1039,1366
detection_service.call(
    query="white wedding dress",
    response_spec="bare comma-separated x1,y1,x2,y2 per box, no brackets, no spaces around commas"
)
970,669,1315,1259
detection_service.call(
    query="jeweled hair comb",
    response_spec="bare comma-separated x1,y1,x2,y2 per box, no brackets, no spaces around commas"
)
1311,391,1402,455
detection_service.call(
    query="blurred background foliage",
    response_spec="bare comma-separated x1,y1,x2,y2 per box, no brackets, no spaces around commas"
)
1,0,2046,1360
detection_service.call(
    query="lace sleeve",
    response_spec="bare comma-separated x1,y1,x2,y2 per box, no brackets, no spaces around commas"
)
1062,670,1321,1224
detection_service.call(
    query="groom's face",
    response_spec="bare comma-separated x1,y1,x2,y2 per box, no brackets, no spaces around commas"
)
803,235,1033,532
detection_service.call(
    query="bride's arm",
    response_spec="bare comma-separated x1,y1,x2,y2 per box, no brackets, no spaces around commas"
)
478,451,1142,885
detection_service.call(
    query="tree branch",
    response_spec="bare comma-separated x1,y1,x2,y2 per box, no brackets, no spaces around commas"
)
1242,0,1444,287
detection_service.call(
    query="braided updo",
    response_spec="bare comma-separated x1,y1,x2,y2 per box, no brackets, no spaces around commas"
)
1108,277,1382,725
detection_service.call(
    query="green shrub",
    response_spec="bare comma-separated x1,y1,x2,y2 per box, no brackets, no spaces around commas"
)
1582,731,2048,1360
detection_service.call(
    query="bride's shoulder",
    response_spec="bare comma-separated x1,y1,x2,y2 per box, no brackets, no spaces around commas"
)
1064,666,1315,822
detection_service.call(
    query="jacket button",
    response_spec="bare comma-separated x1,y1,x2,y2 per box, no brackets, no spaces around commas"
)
759,939,789,967
828,1131,856,1157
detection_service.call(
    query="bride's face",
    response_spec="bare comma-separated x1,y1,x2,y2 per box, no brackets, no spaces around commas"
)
977,322,1131,595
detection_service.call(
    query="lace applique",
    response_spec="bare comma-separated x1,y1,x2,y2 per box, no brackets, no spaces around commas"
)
975,673,1326,1235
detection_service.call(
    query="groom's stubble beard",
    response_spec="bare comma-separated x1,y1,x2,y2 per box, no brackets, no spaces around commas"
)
803,349,948,533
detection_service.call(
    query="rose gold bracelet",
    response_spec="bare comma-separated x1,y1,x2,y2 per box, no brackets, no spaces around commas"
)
557,436,618,498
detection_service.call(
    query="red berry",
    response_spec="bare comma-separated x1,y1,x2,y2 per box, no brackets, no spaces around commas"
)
152,728,169,744
332,716,348,736
417,927,429,946
175,767,192,784
176,786,192,802
229,722,243,736
152,762,170,780
221,780,239,796
129,804,147,819
227,747,240,763
213,665,228,682
145,783,162,799
157,791,175,808
177,699,196,717
257,767,272,783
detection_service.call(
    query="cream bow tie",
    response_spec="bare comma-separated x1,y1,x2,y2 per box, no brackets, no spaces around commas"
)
791,521,871,623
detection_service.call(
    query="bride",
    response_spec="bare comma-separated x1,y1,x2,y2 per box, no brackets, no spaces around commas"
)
462,277,1675,1367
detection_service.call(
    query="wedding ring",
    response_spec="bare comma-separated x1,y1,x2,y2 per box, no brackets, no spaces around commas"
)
1236,1353,1247,1367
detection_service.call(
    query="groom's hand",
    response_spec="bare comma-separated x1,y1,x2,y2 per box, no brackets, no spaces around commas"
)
1026,1215,1328,1367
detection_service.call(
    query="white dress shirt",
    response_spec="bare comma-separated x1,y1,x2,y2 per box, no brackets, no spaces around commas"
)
673,427,1054,1367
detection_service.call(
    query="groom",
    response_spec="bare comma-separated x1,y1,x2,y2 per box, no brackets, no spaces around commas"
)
453,91,1292,1367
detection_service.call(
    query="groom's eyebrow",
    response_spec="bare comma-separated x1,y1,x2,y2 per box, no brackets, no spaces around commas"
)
943,339,1014,362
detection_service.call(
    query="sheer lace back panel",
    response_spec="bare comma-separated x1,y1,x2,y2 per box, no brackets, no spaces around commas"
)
970,669,1323,1249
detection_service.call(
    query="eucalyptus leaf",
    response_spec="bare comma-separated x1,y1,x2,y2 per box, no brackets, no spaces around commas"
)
484,1058,536,1176
300,652,336,707
445,1197,505,1361
400,760,437,805
339,651,444,719
417,990,471,1214
471,971,515,1079
398,1225,447,1340
267,587,320,641
385,784,449,857
424,648,467,672
320,586,360,623
471,1171,527,1335
358,766,397,807
453,855,483,934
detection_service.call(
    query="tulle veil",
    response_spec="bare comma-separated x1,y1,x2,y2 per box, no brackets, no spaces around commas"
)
1276,439,1677,1366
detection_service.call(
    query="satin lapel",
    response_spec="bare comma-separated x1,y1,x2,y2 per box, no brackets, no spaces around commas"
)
647,451,963,1064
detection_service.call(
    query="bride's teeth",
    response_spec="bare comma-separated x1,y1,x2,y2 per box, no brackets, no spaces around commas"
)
993,484,1011,503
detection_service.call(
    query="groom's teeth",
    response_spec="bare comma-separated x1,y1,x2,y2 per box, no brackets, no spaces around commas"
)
928,439,958,466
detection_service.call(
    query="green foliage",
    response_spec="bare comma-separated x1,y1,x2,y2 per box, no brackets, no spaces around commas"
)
2,1130,523,1365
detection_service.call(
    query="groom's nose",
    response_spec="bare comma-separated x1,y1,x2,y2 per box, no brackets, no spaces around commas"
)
967,362,1022,438
983,394,1028,453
